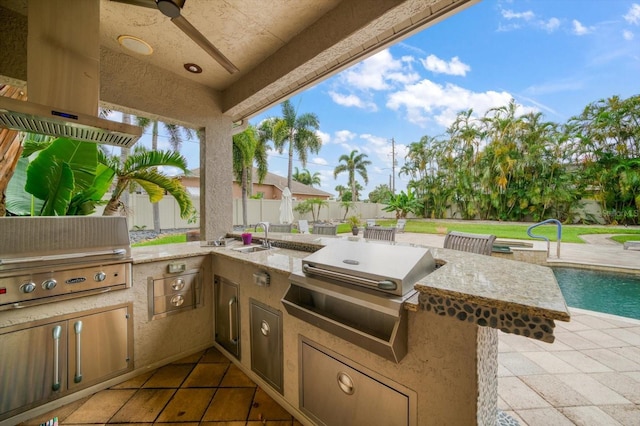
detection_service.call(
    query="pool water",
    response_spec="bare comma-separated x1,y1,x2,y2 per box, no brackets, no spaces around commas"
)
552,268,640,320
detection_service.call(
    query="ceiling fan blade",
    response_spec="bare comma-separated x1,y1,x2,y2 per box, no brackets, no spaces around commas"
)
171,15,239,74
109,0,158,10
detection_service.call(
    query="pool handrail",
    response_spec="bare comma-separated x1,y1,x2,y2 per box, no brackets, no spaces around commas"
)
527,219,562,258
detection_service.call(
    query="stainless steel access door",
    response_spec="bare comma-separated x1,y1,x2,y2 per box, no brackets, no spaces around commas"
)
214,276,240,358
67,306,131,391
0,321,68,420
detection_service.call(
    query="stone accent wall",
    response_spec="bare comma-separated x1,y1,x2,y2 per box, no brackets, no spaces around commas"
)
476,327,498,426
418,292,556,343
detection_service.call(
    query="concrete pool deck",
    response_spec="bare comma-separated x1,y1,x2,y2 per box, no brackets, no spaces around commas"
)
395,232,640,425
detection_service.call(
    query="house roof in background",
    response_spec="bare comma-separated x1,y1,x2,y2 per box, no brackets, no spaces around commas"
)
188,168,331,198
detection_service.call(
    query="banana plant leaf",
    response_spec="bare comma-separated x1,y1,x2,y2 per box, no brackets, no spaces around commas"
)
66,163,115,215
27,158,75,216
5,157,43,215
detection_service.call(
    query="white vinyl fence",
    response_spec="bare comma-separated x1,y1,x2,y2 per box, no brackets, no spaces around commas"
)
109,194,391,230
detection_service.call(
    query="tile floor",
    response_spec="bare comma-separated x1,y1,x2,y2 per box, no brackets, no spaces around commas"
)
499,308,640,425
20,347,302,426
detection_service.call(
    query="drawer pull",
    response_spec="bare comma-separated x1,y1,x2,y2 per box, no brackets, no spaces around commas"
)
171,278,185,291
171,294,185,307
337,372,354,395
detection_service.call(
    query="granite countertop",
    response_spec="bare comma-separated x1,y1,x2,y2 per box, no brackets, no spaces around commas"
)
132,232,570,324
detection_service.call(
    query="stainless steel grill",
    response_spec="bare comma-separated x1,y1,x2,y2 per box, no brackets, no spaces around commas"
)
283,240,435,363
0,217,133,311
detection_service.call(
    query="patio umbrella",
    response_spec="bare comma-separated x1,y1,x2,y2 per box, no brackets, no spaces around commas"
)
279,187,294,224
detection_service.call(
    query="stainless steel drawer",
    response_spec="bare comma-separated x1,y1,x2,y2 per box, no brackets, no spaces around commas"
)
300,338,415,426
148,270,202,320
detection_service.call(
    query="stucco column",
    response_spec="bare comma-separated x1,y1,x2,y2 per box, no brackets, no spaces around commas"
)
200,117,233,241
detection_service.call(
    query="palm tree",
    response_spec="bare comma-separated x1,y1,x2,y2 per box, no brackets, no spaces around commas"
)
102,146,194,220
292,167,321,187
271,100,322,190
333,150,371,202
135,117,194,232
233,125,269,226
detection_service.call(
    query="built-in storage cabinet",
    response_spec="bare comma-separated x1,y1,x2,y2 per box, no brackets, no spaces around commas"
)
250,299,283,394
300,338,416,426
0,304,132,421
214,276,240,359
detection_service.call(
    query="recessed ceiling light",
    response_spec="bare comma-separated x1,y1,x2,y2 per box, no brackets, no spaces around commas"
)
184,63,203,74
117,35,153,55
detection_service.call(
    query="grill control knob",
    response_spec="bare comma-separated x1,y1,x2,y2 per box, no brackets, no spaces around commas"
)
94,272,106,282
42,279,57,290
20,282,37,293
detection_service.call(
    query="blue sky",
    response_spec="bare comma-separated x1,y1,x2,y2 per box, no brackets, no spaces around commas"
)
138,0,640,199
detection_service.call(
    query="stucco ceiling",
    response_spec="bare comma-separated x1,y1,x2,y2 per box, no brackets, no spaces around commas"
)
0,0,477,124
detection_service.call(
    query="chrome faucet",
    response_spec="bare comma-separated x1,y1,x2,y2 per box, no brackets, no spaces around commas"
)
255,222,271,248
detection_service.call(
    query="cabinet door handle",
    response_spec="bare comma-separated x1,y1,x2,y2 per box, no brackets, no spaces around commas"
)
74,321,83,383
260,319,270,336
52,325,62,391
228,296,237,344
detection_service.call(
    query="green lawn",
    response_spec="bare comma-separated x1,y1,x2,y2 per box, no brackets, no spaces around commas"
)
131,220,640,246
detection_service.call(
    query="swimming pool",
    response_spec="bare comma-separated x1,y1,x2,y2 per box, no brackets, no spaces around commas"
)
552,267,640,320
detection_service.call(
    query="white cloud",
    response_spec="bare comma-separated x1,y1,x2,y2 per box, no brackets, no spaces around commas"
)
316,130,331,144
501,9,535,20
386,79,518,129
623,29,635,40
341,49,404,91
333,130,357,145
359,134,395,167
572,20,592,35
541,17,560,33
420,55,471,76
311,157,328,166
328,91,376,110
624,3,640,25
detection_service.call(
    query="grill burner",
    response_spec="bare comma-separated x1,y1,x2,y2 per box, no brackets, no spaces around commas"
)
284,240,436,362
0,217,132,310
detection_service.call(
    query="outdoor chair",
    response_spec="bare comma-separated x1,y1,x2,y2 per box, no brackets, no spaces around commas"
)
396,219,406,233
312,224,337,235
443,231,496,256
366,219,376,228
298,220,309,234
269,223,292,233
363,226,396,242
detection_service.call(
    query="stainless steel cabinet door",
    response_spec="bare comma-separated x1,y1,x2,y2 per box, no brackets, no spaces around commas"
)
0,321,68,420
214,276,240,358
67,306,131,390
250,299,283,393
301,341,409,426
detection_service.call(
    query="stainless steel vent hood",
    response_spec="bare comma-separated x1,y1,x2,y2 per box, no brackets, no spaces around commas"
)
0,96,141,147
0,0,141,147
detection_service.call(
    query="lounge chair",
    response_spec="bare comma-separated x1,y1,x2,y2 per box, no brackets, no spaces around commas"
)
396,219,406,233
269,223,292,233
365,219,376,228
298,220,309,234
312,223,337,235
363,226,396,242
443,231,496,256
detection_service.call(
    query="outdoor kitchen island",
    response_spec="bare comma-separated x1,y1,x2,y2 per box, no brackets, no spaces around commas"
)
200,233,570,426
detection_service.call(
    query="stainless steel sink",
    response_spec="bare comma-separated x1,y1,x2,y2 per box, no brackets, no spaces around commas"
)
232,245,271,253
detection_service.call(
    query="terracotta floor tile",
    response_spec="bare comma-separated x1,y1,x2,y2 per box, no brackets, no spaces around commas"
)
247,421,292,425
248,387,293,421
220,363,259,387
183,363,229,387
142,364,194,388
109,388,175,423
202,387,255,421
110,370,155,389
201,346,231,363
64,389,136,424
200,422,246,426
156,388,215,422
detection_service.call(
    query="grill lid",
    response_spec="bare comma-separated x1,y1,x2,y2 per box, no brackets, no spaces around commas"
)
301,240,435,295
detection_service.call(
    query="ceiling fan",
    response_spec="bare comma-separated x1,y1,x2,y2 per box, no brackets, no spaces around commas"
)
110,0,239,74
